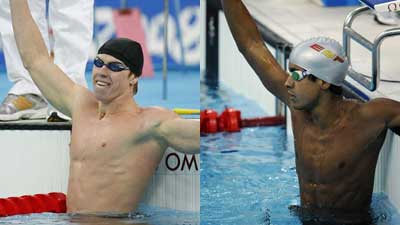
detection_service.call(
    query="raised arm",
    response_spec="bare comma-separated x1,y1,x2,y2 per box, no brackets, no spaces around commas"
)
9,0,86,117
156,118,200,155
221,0,289,104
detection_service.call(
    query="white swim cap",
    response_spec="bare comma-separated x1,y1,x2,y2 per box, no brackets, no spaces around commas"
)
289,37,349,86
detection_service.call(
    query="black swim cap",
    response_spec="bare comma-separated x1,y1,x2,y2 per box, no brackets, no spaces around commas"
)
97,38,144,76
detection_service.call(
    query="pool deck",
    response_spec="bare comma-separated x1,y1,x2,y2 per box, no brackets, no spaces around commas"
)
0,70,199,127
243,0,400,100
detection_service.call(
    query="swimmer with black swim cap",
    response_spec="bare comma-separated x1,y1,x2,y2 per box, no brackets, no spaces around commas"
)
222,0,400,224
94,38,143,109
10,0,199,213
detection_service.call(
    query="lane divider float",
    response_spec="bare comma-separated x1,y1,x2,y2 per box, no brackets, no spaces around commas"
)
201,107,285,134
0,192,66,217
173,108,200,115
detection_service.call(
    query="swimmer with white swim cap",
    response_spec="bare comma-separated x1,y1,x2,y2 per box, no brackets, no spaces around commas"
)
9,0,199,213
222,1,400,224
289,37,349,86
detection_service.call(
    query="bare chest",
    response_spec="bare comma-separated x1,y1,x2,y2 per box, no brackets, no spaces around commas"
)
292,117,385,182
69,115,159,164
70,119,127,160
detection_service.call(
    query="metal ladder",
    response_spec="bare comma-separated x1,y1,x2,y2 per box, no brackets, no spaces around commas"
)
343,6,400,91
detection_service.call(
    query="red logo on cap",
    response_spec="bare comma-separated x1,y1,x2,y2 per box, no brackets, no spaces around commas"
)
309,44,344,63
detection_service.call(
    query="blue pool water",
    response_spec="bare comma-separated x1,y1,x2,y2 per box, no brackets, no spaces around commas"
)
0,205,199,225
200,82,400,225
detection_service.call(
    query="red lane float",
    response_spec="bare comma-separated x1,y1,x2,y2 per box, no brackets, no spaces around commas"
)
200,109,219,133
0,192,66,217
218,108,241,132
201,108,285,134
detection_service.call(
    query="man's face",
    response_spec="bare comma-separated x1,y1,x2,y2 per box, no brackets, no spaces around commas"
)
92,54,137,103
285,63,321,111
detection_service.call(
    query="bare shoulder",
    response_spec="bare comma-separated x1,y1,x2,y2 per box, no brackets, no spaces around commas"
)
140,106,179,122
141,106,177,115
358,97,400,121
133,106,183,144
70,86,98,116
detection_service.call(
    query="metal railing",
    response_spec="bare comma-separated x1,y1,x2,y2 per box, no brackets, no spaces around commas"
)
343,6,400,91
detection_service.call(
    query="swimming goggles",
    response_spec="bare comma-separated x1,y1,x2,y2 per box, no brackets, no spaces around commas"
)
94,57,130,72
290,69,312,81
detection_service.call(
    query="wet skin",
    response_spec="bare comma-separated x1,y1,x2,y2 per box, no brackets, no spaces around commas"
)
66,54,199,212
290,99,385,217
221,0,400,223
286,66,386,213
285,67,398,224
68,103,176,212
9,0,200,212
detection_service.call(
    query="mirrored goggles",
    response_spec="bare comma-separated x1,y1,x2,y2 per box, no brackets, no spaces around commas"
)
94,57,130,72
290,70,312,81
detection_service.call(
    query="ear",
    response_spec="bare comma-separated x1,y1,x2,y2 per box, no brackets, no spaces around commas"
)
319,80,331,90
129,74,139,86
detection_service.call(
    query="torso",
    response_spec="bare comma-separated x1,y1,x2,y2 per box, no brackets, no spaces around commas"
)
291,99,387,213
66,94,174,213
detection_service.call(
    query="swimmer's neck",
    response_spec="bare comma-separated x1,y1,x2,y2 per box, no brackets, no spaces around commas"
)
307,94,344,130
97,94,140,119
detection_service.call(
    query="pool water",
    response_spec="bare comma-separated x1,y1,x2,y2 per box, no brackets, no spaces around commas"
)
200,82,400,225
0,205,199,225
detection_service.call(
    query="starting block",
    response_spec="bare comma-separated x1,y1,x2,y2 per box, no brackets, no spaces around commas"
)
360,0,400,12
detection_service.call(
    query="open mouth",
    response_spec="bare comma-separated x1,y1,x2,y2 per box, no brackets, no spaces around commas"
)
95,80,111,87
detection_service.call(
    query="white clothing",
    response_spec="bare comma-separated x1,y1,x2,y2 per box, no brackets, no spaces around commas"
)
0,0,93,96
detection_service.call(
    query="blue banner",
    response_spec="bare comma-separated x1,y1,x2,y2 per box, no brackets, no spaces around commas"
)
0,0,200,73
